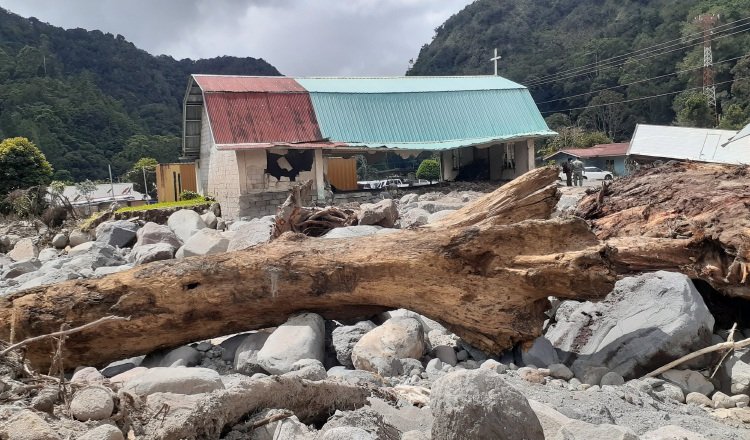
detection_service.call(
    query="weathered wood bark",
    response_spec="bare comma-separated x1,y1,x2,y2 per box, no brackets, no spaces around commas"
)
134,376,375,440
0,167,619,370
577,161,750,297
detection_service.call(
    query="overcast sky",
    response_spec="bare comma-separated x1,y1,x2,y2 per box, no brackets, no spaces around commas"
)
1,0,474,76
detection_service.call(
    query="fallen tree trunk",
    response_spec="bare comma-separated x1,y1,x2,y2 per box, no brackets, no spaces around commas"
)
576,161,750,298
132,376,375,440
1,167,621,369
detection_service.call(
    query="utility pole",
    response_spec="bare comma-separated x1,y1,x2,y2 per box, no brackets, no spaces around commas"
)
142,167,149,199
694,13,719,114
490,48,502,76
108,164,116,203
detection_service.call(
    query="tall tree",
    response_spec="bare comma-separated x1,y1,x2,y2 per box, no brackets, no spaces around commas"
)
0,137,53,195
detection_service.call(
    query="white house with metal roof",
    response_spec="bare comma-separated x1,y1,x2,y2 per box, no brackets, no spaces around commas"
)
182,75,555,219
628,124,750,166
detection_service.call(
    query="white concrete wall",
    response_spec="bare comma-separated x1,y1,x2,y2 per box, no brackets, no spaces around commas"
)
200,105,242,219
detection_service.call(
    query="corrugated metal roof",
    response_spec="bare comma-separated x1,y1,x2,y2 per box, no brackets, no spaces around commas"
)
191,74,554,151
193,75,306,93
629,124,750,165
545,143,629,160
724,122,750,145
296,76,525,93
306,88,553,148
204,92,323,144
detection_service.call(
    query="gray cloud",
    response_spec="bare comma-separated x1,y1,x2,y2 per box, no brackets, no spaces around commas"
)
0,0,474,75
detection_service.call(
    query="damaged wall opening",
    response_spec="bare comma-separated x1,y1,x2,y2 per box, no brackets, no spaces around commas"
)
266,150,314,181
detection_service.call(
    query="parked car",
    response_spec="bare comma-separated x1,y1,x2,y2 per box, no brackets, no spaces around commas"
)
558,166,613,181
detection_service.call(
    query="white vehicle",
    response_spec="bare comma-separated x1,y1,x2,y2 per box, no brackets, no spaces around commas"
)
559,166,613,181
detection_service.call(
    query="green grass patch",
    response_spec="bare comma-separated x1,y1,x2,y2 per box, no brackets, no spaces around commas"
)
115,197,210,213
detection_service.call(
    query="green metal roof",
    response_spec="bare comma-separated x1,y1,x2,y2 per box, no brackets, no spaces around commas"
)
296,76,526,93
299,84,554,150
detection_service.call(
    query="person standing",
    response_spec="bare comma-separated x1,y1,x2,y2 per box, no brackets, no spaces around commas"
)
572,158,585,187
561,158,573,186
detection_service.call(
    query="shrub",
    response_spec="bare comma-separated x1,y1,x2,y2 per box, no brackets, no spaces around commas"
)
416,159,440,183
179,190,201,201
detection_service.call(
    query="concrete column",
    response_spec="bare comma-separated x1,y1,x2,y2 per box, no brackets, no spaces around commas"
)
527,139,536,170
314,148,325,200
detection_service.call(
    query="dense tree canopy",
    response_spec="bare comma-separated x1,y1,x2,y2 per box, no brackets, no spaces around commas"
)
0,8,280,183
0,136,53,195
409,0,750,139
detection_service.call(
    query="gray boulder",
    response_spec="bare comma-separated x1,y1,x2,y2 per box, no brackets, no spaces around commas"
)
93,265,132,277
400,208,430,228
546,271,714,378
400,193,418,205
51,233,68,249
130,243,176,265
227,219,273,251
322,225,384,239
521,335,559,368
326,367,384,386
77,425,124,440
68,230,92,247
201,211,218,229
427,209,456,224
8,238,38,261
358,199,399,228
351,317,425,376
37,248,59,262
640,425,707,440
282,358,327,381
168,209,207,243
96,220,138,247
257,313,325,374
122,367,224,396
2,258,41,279
134,222,181,248
431,369,544,440
553,420,637,440
661,369,714,395
322,427,376,440
0,410,60,440
70,386,114,421
159,345,201,367
331,320,377,368
233,332,270,375
178,228,230,257
723,348,750,394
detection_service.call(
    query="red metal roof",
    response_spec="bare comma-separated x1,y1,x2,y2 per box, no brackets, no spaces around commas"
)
553,143,629,159
204,92,324,145
216,141,349,151
193,75,306,93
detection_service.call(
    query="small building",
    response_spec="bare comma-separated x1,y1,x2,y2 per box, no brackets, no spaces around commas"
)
544,143,629,176
62,183,148,214
182,75,555,219
628,124,750,166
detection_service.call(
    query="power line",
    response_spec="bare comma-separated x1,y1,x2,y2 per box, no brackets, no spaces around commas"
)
525,15,750,85
535,53,750,105
540,76,748,114
527,24,750,87
527,16,750,84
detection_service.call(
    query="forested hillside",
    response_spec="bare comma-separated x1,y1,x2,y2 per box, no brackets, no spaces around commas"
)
409,0,750,142
0,8,280,181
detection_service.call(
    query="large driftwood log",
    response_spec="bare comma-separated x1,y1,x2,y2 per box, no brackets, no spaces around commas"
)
576,161,750,298
0,167,620,369
134,376,375,440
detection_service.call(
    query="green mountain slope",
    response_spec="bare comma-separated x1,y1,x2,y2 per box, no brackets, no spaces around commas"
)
409,0,750,140
0,8,280,181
